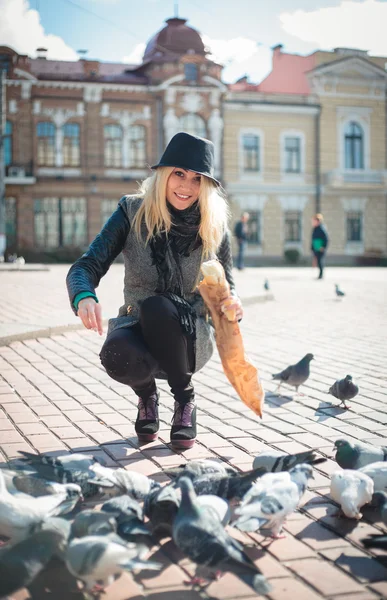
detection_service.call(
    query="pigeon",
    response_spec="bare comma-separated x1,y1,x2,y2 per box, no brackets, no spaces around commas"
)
102,496,151,541
197,495,232,526
144,484,181,536
371,491,387,525
330,470,374,519
253,449,326,473
359,462,387,493
272,353,314,394
66,535,161,592
191,467,266,501
334,439,387,470
165,459,237,482
13,474,83,507
0,469,76,543
36,517,72,559
361,534,387,550
17,451,102,498
0,526,69,597
233,464,314,537
335,284,345,297
264,279,270,292
70,510,117,540
328,375,359,409
88,463,160,500
172,478,271,595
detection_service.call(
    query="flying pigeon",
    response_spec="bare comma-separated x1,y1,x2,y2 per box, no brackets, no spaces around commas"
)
334,439,387,470
328,375,359,409
102,495,151,541
233,464,313,537
191,467,266,501
253,449,326,473
330,469,374,519
172,478,271,595
335,284,345,297
88,463,160,500
272,353,314,394
359,462,387,493
165,459,236,482
0,526,69,597
66,535,161,592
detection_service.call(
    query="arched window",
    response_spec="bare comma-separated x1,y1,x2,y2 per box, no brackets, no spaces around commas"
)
104,124,122,167
63,123,80,167
4,121,12,167
129,125,146,168
37,122,56,166
345,121,364,169
180,113,206,138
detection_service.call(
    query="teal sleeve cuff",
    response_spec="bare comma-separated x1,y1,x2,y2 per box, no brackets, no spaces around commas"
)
73,292,98,312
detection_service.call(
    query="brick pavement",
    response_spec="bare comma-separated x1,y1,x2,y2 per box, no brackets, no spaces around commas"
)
0,266,387,599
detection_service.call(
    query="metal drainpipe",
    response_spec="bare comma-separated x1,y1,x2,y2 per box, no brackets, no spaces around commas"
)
315,106,321,214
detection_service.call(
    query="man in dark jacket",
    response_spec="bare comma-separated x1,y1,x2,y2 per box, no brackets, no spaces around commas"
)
311,213,329,279
234,212,249,270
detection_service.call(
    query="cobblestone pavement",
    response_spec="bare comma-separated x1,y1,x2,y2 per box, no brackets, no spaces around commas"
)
0,266,387,600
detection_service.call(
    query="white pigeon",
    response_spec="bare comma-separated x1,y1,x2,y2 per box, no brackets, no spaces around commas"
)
89,464,160,500
233,464,313,537
359,462,387,492
0,470,74,543
66,535,161,592
330,470,374,519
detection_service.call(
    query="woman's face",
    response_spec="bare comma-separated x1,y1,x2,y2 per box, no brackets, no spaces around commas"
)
166,168,201,210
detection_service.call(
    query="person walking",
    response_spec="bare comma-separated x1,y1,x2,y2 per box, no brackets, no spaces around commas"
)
234,212,249,270
311,213,329,279
66,132,242,450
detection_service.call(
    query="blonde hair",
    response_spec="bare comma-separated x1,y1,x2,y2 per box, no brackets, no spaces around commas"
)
314,213,323,223
132,167,230,258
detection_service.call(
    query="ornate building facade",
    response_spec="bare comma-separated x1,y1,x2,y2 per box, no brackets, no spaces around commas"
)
2,17,387,263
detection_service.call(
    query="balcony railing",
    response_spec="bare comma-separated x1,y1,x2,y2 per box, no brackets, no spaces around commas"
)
5,162,36,184
324,169,387,187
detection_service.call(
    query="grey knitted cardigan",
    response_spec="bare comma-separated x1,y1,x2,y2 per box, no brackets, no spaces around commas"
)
67,195,237,377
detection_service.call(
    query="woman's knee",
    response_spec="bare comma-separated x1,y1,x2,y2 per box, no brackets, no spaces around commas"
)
140,295,177,326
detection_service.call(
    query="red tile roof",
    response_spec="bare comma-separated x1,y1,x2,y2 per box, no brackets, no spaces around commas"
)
258,50,316,95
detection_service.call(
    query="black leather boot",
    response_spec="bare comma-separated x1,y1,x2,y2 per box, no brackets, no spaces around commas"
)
170,399,197,449
135,390,159,442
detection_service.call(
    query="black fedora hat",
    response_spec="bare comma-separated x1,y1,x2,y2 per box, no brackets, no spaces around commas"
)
151,131,220,186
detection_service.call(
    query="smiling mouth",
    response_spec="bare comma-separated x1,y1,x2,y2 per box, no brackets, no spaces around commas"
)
174,193,190,200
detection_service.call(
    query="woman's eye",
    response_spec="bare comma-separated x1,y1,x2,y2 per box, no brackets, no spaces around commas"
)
175,171,183,177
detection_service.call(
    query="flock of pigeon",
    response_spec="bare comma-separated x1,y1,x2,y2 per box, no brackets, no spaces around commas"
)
1,438,387,599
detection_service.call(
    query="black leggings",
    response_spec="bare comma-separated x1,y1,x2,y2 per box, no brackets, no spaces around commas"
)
100,296,195,402
313,251,325,278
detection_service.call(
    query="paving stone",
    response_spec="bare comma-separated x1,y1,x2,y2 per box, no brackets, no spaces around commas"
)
267,577,324,600
288,558,368,596
319,546,387,583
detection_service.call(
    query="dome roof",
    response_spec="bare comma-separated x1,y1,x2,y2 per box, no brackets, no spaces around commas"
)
143,17,206,62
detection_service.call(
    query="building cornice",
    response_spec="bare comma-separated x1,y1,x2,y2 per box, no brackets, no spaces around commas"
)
225,101,320,115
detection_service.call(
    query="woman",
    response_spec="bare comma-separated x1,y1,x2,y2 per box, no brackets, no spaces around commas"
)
66,132,242,450
311,213,329,280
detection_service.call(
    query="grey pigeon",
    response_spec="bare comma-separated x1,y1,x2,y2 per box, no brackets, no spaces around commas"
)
70,509,117,540
0,527,69,597
144,484,181,536
272,353,314,394
172,478,271,595
253,449,326,473
372,491,387,525
36,517,72,559
334,439,387,470
0,469,76,543
264,279,270,292
13,474,82,505
328,375,359,409
165,459,236,482
17,450,102,498
66,535,161,592
191,466,266,501
233,464,313,537
197,495,231,526
360,462,387,493
88,463,160,500
335,284,345,297
102,496,151,541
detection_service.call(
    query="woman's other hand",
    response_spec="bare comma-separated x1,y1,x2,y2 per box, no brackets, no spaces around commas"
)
77,298,103,335
220,294,243,323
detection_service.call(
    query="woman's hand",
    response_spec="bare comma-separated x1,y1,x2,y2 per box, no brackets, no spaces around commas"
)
77,298,103,335
220,294,243,323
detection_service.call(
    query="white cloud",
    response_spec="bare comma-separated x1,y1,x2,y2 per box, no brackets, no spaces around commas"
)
203,35,272,84
0,0,77,60
122,43,146,64
280,0,386,55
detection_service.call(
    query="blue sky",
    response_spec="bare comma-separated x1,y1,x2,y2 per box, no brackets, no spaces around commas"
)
1,0,386,83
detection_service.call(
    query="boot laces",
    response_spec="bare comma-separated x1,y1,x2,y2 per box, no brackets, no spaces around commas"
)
137,393,158,421
172,401,195,428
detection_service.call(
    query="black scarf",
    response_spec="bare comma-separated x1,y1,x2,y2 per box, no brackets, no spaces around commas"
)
149,201,202,339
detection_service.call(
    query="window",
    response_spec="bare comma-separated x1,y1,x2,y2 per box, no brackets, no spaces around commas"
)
346,211,362,242
242,134,260,172
5,197,17,251
129,125,146,168
180,113,206,137
284,136,301,173
247,211,261,245
104,124,122,167
101,199,118,226
63,123,80,167
285,211,302,242
0,54,11,75
37,122,56,166
184,63,198,82
345,121,364,169
4,121,12,167
34,197,87,248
